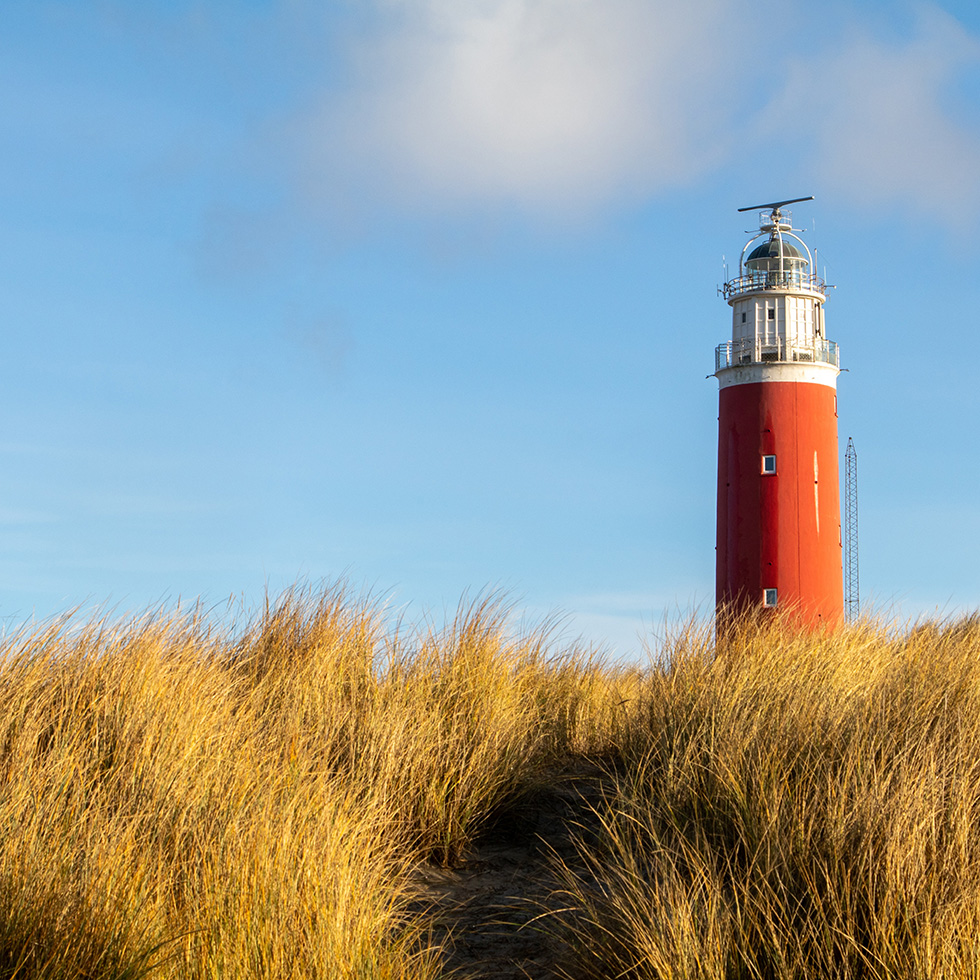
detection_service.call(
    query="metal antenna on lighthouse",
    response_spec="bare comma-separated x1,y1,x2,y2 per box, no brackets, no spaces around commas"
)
844,437,860,621
737,196,814,215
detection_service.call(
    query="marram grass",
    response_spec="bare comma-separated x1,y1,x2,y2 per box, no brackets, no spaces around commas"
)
1,588,980,979
0,587,626,979
552,613,980,980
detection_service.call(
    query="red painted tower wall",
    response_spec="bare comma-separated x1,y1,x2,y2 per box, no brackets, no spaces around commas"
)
716,379,843,627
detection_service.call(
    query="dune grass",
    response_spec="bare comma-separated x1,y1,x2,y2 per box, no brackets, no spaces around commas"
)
0,587,629,979
1,588,979,978
553,613,980,979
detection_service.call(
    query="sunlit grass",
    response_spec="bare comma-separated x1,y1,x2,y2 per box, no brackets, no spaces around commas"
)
2,588,979,978
553,613,980,980
0,586,626,979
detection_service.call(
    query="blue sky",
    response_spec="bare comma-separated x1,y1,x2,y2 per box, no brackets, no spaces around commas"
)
1,0,978,654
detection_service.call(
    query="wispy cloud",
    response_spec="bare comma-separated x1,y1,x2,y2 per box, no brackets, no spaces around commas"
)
299,0,747,215
765,5,980,226
283,309,354,379
290,0,980,227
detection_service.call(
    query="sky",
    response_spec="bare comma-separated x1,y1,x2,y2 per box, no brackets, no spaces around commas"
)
0,0,978,655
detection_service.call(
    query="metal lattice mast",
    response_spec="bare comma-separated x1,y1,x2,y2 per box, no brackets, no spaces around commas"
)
844,437,860,621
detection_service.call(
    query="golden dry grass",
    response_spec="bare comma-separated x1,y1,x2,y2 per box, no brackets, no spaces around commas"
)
2,588,979,979
0,586,630,979
553,613,980,979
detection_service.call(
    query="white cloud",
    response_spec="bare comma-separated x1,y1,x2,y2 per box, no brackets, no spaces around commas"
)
750,6,980,225
291,0,980,226
301,0,748,214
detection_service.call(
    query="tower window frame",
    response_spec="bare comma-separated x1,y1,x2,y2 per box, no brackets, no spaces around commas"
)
768,308,775,320
762,454,777,475
763,588,778,608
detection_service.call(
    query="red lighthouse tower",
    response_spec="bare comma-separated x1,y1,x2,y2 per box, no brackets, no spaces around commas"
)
715,198,843,627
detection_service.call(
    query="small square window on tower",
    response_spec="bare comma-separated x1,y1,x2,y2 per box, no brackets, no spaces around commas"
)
768,308,775,320
762,454,777,474
763,588,778,608
741,312,747,323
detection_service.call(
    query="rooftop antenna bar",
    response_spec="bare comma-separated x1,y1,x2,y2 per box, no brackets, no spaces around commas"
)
844,437,860,621
737,196,814,214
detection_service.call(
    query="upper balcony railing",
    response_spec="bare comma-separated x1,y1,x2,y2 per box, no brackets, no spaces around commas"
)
715,338,840,373
723,270,826,300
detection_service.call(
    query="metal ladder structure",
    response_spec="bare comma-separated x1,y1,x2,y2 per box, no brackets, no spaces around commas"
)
844,437,860,621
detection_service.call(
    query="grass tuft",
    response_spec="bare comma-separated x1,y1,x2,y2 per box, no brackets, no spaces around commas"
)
0,587,613,978
3,588,980,979
553,614,980,980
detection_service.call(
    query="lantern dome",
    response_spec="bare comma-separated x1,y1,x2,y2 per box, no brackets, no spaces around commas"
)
745,237,808,274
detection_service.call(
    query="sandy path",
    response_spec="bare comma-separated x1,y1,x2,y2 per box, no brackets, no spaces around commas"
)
410,770,609,979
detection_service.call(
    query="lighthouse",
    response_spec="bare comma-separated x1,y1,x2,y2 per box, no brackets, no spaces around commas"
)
714,198,844,627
